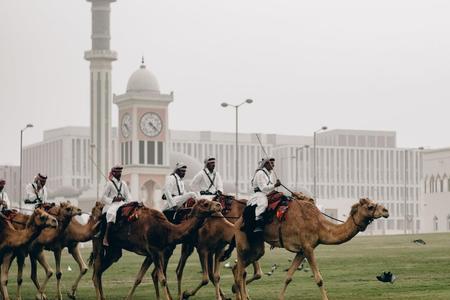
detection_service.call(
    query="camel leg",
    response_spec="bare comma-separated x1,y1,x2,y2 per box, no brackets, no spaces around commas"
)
53,249,64,300
232,261,261,294
176,243,194,300
68,245,88,299
1,252,14,300
232,255,248,300
33,251,53,300
92,252,114,300
15,253,25,300
151,267,161,300
182,249,209,299
125,256,153,300
210,249,229,300
304,248,328,300
153,251,173,300
279,252,305,300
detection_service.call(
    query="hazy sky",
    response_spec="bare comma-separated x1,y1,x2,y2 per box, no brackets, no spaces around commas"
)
1,0,449,165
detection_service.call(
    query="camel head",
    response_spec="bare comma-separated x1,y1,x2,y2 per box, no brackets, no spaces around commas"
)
350,198,389,231
57,201,83,219
91,201,104,219
32,208,58,229
190,198,222,217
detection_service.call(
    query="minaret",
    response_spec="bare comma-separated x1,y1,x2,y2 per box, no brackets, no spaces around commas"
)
84,0,117,190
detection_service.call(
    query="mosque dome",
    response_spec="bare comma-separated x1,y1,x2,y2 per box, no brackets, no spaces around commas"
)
126,60,160,93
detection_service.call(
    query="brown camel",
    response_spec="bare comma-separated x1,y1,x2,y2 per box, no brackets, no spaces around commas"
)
232,196,389,300
91,198,222,300
2,202,82,300
0,208,58,300
175,196,258,300
33,201,103,300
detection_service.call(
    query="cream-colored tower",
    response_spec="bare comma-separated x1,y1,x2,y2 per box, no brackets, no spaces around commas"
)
84,0,117,190
114,59,173,207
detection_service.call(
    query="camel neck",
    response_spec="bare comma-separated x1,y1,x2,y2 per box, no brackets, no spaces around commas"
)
12,217,41,248
319,215,361,245
67,213,99,242
168,214,205,244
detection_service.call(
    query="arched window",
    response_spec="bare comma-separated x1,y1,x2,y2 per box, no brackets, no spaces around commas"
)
433,216,439,232
424,176,428,194
430,176,435,193
443,175,448,193
447,215,450,231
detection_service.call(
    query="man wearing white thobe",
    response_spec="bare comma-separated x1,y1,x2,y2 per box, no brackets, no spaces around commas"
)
23,173,49,215
161,163,197,211
190,157,224,199
0,179,10,211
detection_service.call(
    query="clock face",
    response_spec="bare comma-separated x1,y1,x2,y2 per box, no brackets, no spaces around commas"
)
121,113,132,138
140,112,163,137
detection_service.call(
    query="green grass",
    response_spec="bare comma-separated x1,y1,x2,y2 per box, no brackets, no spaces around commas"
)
3,233,450,299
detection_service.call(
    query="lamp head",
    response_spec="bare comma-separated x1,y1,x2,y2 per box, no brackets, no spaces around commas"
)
26,124,33,128
245,99,253,104
221,102,228,108
321,126,328,131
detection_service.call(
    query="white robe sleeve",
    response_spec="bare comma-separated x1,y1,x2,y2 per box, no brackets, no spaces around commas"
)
163,176,175,205
102,182,114,205
216,172,224,193
255,170,275,194
190,171,203,193
42,187,48,202
25,184,38,202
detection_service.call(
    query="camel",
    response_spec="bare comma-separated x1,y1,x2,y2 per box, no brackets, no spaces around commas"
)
33,201,103,300
0,208,58,300
175,196,258,300
232,196,389,300
90,198,222,300
1,201,82,300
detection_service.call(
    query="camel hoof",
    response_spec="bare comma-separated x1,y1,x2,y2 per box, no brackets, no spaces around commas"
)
182,291,192,300
35,294,47,300
67,292,76,300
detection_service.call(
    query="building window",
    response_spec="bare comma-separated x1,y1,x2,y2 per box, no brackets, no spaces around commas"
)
147,141,155,165
434,216,438,232
157,142,163,165
139,141,145,164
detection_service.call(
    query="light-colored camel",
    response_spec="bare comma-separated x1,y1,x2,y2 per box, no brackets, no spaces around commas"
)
2,202,82,300
34,201,103,300
233,197,389,300
0,208,58,300
90,198,222,300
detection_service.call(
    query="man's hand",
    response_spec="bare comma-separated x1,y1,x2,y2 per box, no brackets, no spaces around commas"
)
274,179,282,188
113,196,124,203
216,190,223,196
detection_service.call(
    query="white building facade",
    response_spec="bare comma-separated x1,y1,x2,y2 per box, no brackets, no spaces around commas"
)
421,148,450,233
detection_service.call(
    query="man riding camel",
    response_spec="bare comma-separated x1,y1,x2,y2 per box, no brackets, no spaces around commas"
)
102,165,133,247
0,179,10,211
23,173,48,215
190,156,224,199
248,157,282,233
161,162,197,211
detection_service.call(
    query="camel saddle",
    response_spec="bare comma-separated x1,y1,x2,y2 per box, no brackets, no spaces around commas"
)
265,191,291,223
0,209,18,221
213,194,234,214
36,202,56,212
117,202,143,223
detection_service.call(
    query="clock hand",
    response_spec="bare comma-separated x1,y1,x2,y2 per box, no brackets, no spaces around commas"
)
148,121,158,131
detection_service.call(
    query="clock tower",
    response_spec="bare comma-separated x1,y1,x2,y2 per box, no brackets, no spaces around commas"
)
113,59,173,207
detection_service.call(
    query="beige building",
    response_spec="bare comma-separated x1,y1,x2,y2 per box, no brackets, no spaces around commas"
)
421,148,450,232
0,165,20,206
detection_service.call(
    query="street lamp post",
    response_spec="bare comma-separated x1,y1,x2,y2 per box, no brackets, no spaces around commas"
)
295,145,309,191
313,126,327,199
90,144,99,200
19,124,34,210
221,99,253,198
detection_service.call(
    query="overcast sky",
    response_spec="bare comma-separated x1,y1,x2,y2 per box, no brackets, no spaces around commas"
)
1,0,449,165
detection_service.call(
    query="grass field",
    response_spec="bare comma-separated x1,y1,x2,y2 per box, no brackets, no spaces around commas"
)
3,233,450,300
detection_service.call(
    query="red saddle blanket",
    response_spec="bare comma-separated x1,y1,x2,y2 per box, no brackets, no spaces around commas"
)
36,203,56,212
266,191,291,222
118,202,143,222
1,209,19,221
